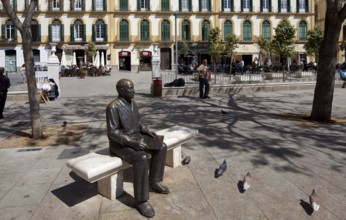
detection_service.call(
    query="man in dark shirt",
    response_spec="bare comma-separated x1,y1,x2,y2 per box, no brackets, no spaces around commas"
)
0,67,11,119
106,79,169,218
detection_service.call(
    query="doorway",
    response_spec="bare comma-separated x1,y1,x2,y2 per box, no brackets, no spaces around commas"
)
5,50,16,72
118,51,131,71
160,48,171,70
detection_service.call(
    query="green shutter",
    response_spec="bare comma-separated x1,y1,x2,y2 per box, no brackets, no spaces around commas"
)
60,0,63,11
287,0,290,12
48,0,52,10
179,0,182,11
189,0,192,11
250,0,253,12
148,0,150,10
83,24,86,42
104,24,107,41
83,0,85,10
231,0,234,11
260,0,263,12
13,0,17,11
269,0,272,12
104,0,107,11
49,24,52,42
38,24,41,42
61,24,64,42
278,0,281,12
296,0,299,12
199,0,201,11
70,24,74,41
241,0,243,12
305,0,309,12
2,24,5,39
70,0,73,10
14,27,17,40
92,24,95,41
208,0,211,11
137,0,140,11
221,0,224,12
92,0,95,10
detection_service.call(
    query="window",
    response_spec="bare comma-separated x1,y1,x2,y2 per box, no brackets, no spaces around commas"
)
297,0,308,12
223,0,232,12
51,0,61,11
120,20,129,41
50,20,62,42
139,0,150,11
94,20,105,41
73,20,84,42
120,0,128,11
224,20,232,40
141,20,150,41
201,0,209,11
31,20,40,42
73,0,83,11
2,20,17,41
279,0,290,12
161,0,169,11
242,0,251,12
242,20,252,41
202,20,210,41
180,0,191,11
161,20,170,41
261,0,270,12
182,20,190,41
94,0,104,11
299,21,307,41
262,21,271,40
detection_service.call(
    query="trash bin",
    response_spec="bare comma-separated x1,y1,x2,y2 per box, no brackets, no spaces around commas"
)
153,79,162,97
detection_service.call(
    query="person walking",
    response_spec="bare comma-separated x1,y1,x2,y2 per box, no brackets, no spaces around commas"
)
239,59,244,75
0,67,11,119
21,64,26,84
197,59,210,99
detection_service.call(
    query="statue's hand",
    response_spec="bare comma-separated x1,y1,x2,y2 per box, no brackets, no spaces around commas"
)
128,140,147,151
142,130,156,138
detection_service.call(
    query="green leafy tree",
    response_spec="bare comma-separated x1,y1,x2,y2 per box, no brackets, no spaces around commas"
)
180,41,190,64
271,20,296,68
310,0,346,122
224,33,239,74
303,28,324,62
208,28,224,82
87,41,97,64
255,37,271,66
1,0,43,138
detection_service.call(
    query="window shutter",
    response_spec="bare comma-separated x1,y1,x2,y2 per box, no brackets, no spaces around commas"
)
61,24,64,42
83,24,86,42
278,0,281,12
92,0,95,10
48,0,52,10
137,0,140,11
148,0,150,10
199,0,201,11
70,24,74,41
260,0,263,12
60,0,63,11
221,0,224,12
104,0,107,11
2,25,5,39
250,0,253,12
287,0,290,12
92,24,95,41
70,0,73,10
231,0,234,11
296,0,299,12
13,0,17,11
179,0,182,11
189,0,192,11
14,27,17,40
208,0,211,11
305,0,309,12
241,0,243,12
38,24,41,42
48,24,52,42
104,25,108,41
82,0,85,10
269,0,272,12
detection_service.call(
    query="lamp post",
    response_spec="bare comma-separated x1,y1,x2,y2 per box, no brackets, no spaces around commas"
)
174,12,178,79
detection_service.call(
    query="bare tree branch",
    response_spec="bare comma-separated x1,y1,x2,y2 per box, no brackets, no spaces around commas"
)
23,0,38,28
0,0,23,31
338,1,346,21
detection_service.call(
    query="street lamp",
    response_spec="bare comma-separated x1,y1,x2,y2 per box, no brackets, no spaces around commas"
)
174,12,178,79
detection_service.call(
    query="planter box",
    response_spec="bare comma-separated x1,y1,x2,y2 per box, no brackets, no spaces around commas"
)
235,75,263,83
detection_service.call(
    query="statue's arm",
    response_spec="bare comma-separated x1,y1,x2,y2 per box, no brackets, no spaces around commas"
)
106,105,129,146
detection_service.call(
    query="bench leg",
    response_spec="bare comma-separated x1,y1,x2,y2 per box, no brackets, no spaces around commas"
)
166,146,181,168
98,171,124,200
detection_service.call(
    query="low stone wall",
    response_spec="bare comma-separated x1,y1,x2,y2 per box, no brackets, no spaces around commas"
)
7,91,28,101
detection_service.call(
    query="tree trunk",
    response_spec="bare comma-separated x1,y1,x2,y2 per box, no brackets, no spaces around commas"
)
310,12,342,122
22,28,43,138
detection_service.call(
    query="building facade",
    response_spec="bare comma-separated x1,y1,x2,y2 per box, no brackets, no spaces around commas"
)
0,0,315,73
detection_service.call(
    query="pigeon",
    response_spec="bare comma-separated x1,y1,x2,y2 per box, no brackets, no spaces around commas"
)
242,172,252,191
309,189,321,212
214,160,227,178
62,121,67,127
221,110,228,114
182,155,191,165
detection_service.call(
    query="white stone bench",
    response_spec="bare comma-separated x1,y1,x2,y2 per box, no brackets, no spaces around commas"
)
66,125,198,200
263,72,287,80
296,71,315,78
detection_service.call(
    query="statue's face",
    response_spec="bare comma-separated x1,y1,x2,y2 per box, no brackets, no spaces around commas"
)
120,81,135,101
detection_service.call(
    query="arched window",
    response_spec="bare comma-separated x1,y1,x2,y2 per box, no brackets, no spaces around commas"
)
262,20,271,40
182,20,190,41
94,20,106,42
202,20,210,41
224,20,232,40
299,21,307,41
141,20,150,41
31,20,40,42
242,20,252,41
72,19,84,42
50,19,63,42
120,20,129,41
161,20,170,41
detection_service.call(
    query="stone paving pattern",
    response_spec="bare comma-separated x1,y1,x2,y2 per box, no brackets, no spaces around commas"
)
0,71,345,219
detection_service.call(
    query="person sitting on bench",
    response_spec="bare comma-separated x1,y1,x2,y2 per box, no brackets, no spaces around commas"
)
106,78,169,218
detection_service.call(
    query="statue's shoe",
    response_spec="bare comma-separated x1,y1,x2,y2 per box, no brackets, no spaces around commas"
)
135,201,155,218
149,183,170,194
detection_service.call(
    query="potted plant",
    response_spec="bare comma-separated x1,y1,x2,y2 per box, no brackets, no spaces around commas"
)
79,68,87,78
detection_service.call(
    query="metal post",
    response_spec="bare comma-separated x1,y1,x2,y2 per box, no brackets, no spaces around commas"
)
174,13,178,79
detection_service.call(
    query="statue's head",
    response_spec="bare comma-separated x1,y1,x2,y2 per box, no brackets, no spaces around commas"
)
116,79,135,102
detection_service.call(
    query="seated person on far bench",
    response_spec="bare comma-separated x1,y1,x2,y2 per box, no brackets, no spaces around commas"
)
106,78,169,218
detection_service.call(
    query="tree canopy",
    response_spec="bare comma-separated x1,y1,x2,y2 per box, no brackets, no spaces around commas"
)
271,20,296,59
303,28,324,60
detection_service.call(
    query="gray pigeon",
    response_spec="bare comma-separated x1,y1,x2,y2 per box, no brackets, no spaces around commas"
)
242,172,252,191
309,189,321,212
215,160,227,178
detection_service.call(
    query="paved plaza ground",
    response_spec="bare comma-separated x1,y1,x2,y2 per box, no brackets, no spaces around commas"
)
0,71,345,219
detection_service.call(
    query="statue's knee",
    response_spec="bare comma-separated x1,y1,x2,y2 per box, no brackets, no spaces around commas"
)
162,143,167,151
136,152,148,162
